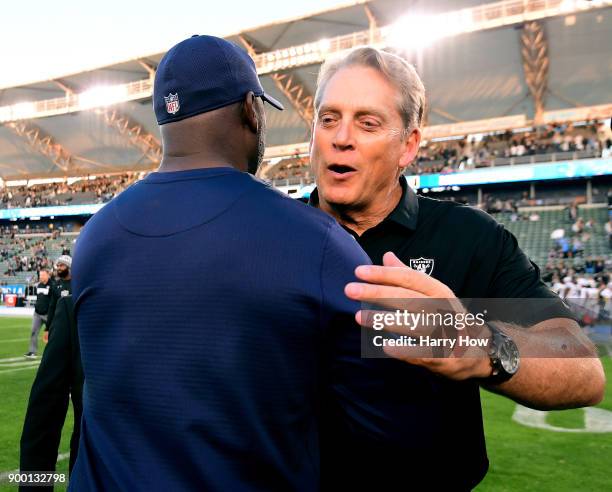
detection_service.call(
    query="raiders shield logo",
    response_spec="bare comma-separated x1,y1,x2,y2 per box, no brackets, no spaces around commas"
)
409,257,434,276
164,93,180,114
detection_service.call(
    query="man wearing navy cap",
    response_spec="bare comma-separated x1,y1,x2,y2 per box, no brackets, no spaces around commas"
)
69,35,370,491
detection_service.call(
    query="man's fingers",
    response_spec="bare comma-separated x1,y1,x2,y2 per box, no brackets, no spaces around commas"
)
380,349,489,380
382,251,406,268
345,282,426,306
356,309,441,336
354,264,452,297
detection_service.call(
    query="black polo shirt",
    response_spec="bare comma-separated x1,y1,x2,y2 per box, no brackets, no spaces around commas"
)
311,177,573,490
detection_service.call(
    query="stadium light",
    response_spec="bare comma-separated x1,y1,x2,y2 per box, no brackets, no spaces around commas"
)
317,39,331,53
560,0,577,13
10,102,36,120
559,0,594,12
385,14,444,51
385,10,476,52
78,85,129,110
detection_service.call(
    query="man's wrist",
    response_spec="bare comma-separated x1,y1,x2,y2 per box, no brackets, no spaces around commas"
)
471,322,495,379
474,357,494,379
484,323,520,384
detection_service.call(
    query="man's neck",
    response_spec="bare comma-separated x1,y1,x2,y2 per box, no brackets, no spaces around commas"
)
320,183,403,236
157,146,247,173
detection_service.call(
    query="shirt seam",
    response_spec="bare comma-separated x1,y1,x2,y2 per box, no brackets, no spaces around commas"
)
111,178,260,238
143,170,237,185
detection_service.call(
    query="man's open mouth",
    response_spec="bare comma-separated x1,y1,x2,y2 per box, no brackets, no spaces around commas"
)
328,164,356,174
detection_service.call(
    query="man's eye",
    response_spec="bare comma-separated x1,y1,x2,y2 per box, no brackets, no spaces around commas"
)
361,120,378,129
320,116,336,125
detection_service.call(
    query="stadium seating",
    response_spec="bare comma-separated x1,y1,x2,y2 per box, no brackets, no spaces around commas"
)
0,234,74,285
493,206,609,266
267,120,612,185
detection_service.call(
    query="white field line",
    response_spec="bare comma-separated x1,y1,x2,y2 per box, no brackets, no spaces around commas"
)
0,338,30,344
0,356,32,363
0,364,40,375
0,361,40,368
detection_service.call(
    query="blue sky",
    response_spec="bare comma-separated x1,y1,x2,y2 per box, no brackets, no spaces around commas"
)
0,0,349,88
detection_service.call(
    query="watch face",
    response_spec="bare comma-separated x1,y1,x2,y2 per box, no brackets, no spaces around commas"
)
499,339,520,374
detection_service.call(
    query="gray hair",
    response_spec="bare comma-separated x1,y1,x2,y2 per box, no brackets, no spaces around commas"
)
314,47,426,132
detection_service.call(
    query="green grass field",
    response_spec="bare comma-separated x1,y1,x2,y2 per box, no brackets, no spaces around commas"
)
0,317,610,491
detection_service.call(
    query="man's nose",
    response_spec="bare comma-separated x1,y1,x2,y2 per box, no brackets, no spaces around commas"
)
332,120,355,151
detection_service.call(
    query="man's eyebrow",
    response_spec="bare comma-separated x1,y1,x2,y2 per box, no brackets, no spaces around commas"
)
317,105,339,115
354,108,387,121
317,104,388,121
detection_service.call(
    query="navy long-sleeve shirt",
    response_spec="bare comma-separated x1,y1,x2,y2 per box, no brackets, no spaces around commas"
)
69,167,370,492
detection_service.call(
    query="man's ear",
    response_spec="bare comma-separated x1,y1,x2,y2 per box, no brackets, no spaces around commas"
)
241,91,259,134
398,127,422,171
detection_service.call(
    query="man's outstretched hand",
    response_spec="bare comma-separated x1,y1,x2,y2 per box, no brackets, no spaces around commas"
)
345,252,493,381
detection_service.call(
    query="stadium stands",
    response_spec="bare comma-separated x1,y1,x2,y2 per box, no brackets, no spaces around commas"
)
0,232,75,285
1,120,608,208
493,206,610,267
409,120,609,176
0,124,609,291
267,119,612,186
0,173,141,209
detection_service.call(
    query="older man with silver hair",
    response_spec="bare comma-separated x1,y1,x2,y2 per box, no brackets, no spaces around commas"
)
308,47,605,490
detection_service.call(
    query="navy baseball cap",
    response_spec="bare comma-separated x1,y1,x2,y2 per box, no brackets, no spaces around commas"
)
154,35,284,125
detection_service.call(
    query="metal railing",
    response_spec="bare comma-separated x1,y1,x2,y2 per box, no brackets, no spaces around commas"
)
0,78,153,123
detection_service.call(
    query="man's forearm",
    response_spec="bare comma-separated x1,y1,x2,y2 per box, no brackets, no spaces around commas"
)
485,356,605,410
484,318,606,410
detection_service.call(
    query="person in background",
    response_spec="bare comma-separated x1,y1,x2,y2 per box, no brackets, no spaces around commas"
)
20,296,83,491
24,269,52,359
43,255,72,344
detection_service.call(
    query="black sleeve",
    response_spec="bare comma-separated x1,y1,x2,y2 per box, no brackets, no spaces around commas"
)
20,297,72,490
45,286,58,333
485,224,575,324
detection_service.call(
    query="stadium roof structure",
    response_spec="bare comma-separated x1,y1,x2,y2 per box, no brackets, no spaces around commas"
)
0,0,610,180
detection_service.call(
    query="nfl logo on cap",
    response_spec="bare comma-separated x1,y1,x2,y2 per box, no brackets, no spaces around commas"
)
164,93,180,114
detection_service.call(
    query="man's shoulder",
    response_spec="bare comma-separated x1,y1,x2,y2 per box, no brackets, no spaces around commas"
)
248,179,341,234
248,184,367,264
416,196,500,233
